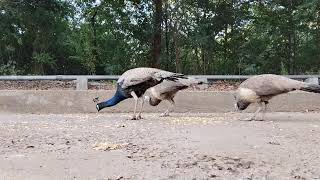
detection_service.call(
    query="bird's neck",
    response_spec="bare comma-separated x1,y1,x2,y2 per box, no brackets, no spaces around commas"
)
237,88,259,103
100,89,128,109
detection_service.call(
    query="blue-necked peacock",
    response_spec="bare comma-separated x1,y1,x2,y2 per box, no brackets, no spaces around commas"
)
95,67,186,120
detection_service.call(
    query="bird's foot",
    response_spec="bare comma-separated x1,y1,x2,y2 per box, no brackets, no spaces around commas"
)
130,114,143,120
136,114,143,120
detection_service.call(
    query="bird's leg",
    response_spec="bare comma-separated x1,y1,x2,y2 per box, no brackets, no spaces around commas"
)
241,102,263,121
251,102,264,121
130,91,139,120
160,99,175,117
136,97,144,120
260,101,269,121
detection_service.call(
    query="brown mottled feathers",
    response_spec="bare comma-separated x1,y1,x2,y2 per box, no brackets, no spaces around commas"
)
239,74,305,97
154,80,188,95
117,67,185,89
148,77,201,101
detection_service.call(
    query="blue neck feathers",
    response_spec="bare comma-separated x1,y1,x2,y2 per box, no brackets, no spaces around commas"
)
98,88,128,110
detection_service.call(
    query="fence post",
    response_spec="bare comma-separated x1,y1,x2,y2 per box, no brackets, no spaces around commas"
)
76,77,88,90
194,77,208,90
304,77,319,85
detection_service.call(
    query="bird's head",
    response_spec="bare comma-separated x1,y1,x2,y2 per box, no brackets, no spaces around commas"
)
234,88,258,111
235,100,251,111
144,95,161,106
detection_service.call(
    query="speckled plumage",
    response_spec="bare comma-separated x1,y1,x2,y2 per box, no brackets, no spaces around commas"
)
239,74,305,98
118,67,184,89
145,77,203,116
235,74,320,120
149,80,188,101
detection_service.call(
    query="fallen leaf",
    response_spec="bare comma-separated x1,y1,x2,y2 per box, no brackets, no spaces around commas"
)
93,142,128,151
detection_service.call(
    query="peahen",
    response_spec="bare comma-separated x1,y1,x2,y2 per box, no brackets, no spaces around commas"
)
95,67,187,120
234,74,320,121
144,77,204,117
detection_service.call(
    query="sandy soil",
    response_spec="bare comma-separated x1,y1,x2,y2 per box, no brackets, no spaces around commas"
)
0,112,320,180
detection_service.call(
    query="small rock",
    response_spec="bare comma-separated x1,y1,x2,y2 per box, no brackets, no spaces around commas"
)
214,163,223,170
116,176,124,180
238,161,254,169
227,167,233,171
26,145,34,149
268,141,280,145
210,174,218,178
293,175,306,179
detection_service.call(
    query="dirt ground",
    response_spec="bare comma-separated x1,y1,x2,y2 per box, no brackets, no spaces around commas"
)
1,112,320,180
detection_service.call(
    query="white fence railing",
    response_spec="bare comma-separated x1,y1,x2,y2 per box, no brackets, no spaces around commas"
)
0,75,319,90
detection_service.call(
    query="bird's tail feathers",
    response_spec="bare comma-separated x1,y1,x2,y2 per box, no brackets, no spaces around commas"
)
164,73,188,81
300,84,320,93
177,77,209,90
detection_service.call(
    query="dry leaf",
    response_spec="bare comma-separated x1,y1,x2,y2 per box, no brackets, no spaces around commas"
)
93,142,127,151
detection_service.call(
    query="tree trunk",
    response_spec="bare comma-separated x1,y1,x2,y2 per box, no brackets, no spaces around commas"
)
288,0,295,75
164,0,169,69
90,9,98,74
152,0,162,68
172,22,181,73
224,24,228,74
194,47,199,74
316,5,320,70
202,46,206,74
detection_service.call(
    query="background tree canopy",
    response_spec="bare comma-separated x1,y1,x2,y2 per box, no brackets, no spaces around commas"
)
0,0,319,75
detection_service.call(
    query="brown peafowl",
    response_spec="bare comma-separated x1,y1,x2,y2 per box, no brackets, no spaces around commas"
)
144,77,204,117
95,67,187,120
234,74,320,121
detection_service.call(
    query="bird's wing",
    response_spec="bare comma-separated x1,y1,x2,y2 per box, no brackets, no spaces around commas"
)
177,77,203,86
149,77,205,100
240,74,304,96
152,70,186,81
153,80,188,94
117,67,188,89
154,77,202,94
147,80,187,100
118,67,160,88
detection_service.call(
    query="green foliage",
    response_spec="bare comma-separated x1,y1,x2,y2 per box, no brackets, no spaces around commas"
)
0,0,320,75
32,53,55,66
0,61,21,75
